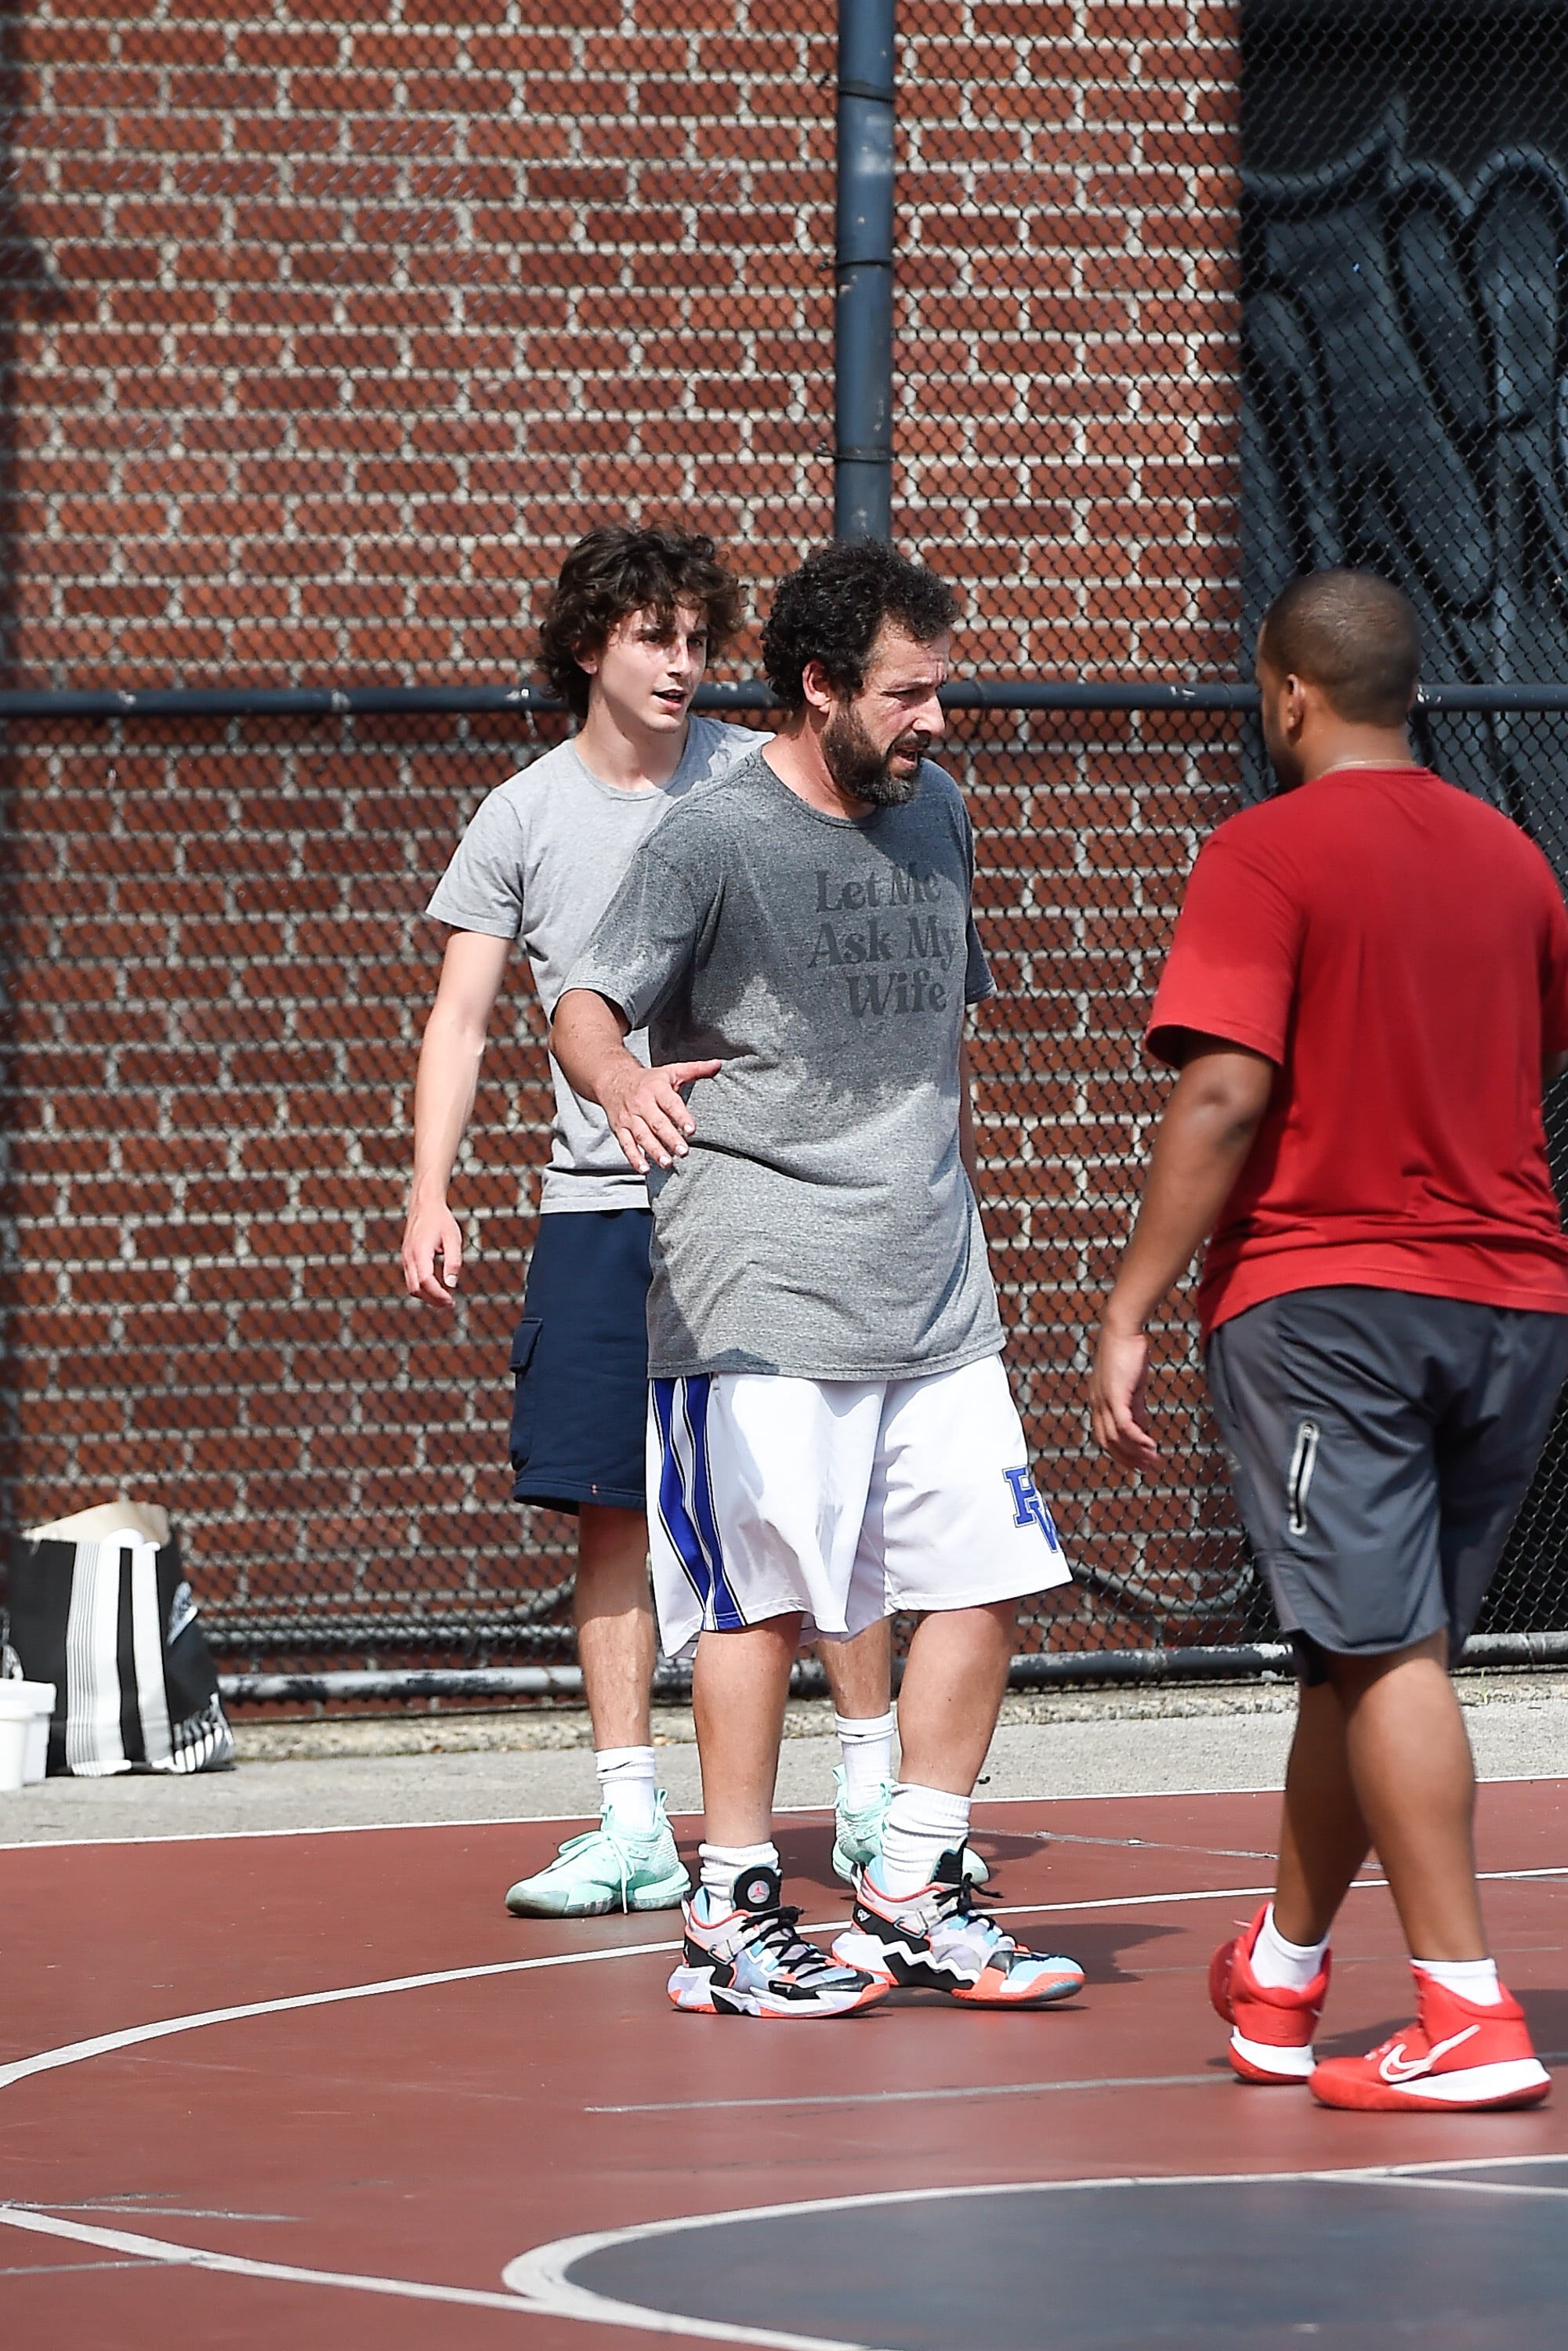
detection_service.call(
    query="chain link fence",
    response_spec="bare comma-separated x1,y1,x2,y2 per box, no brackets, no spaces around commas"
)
3,694,1565,1670
0,701,1261,1667
1,5,1566,1672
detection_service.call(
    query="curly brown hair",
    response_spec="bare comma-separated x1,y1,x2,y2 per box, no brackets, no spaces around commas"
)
537,525,744,720
760,540,957,712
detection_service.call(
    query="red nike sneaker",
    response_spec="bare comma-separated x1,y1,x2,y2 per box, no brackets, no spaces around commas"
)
1310,1969,1550,2112
1209,1904,1329,2084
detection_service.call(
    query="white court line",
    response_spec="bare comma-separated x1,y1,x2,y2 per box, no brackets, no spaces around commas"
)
0,2258,149,2277
591,2070,1226,2116
500,2155,1568,2350
2,1864,1566,2344
1387,2176,1568,2201
3,1766,1566,1854
0,1938,676,2095
6,1865,1566,2098
596,2048,1568,2118
0,2205,534,2317
6,2157,1561,2351
14,2199,302,2222
0,1879,1311,2100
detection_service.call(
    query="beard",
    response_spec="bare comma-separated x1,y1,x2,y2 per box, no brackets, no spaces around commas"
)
821,704,929,806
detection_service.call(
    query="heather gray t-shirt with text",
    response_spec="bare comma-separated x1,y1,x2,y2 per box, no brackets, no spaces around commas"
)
566,750,1004,1379
425,717,762,1212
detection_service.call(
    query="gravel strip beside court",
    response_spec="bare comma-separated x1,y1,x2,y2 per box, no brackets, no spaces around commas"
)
3,1675,1565,1845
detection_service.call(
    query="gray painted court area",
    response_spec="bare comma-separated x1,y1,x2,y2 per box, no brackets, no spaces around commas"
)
541,2164,1568,2350
2,1672,1564,1845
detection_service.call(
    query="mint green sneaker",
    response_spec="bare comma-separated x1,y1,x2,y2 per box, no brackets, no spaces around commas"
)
504,1794,690,1918
830,1767,990,1889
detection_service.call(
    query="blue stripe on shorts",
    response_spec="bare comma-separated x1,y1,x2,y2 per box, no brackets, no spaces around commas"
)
650,1375,744,1632
683,1377,744,1631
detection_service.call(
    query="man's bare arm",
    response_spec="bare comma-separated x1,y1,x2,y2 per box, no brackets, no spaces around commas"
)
1089,1038,1275,1473
401,930,512,1310
552,987,721,1176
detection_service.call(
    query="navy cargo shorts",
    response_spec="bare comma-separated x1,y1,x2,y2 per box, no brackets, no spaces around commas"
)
508,1207,653,1515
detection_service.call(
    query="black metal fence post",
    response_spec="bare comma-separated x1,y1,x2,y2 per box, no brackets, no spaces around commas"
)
834,0,896,542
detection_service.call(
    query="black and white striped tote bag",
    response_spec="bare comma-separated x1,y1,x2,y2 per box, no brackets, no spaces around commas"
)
3,1502,235,1777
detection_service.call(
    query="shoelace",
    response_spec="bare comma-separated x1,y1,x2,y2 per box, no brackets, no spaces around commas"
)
928,1875,1018,1961
737,1900,846,1981
556,1821,652,1907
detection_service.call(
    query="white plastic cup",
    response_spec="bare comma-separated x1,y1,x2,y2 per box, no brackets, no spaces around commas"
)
22,1684,55,1784
0,1714,26,1794
0,1681,53,1789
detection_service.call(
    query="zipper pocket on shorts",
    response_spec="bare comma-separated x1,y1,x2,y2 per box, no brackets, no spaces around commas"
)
1285,1418,1320,1538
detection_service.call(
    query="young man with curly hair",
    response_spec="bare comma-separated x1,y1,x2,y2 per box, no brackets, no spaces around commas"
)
552,540,1085,2019
403,525,896,1920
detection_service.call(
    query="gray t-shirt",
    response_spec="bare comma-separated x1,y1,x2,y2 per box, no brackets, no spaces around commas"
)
425,717,763,1212
566,749,1004,1380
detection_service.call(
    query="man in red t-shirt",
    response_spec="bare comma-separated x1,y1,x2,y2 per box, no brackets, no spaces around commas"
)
1091,568,1568,2113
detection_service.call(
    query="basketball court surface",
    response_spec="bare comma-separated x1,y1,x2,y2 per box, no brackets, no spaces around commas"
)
5,1773,1566,2347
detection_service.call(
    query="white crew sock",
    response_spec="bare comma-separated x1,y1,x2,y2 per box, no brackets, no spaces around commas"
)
699,1840,780,1902
835,1708,896,1808
595,1745,658,1836
1413,1955,1503,2006
878,1783,972,1897
1249,1904,1329,1993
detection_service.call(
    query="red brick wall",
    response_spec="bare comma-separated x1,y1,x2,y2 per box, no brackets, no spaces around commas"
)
897,2,1240,676
0,713,578,1653
0,5,1252,1660
9,0,838,686
9,1,1239,686
0,705,1252,1661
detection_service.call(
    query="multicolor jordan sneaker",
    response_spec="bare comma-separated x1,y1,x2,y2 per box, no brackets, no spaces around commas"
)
831,1849,1084,2007
1209,1904,1330,2085
1310,1969,1551,2112
504,1795,690,1918
668,1864,889,2019
829,1770,990,1888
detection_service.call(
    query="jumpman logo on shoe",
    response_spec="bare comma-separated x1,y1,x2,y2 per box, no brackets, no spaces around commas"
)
1378,2025,1480,2082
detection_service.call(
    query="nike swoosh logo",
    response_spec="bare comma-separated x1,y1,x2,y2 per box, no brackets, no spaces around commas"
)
1379,2024,1481,2081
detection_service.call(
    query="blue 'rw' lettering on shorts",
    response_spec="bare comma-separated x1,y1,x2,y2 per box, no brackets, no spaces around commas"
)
1003,1465,1059,1547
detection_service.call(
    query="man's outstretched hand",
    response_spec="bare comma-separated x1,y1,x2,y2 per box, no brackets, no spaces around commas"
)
599,1058,722,1176
1089,1321,1160,1473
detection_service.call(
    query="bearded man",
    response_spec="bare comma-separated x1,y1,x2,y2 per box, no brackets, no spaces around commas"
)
552,540,1084,2020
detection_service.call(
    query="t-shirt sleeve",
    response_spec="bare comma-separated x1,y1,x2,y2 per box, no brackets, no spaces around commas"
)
1539,873,1568,1056
562,841,706,1031
425,786,528,939
950,783,993,1005
1146,826,1303,1068
963,914,993,1006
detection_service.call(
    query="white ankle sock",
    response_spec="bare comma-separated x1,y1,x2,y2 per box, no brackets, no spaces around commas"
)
1413,1955,1503,2006
699,1841,780,1901
1250,1904,1328,1992
835,1708,896,1808
595,1745,658,1836
879,1784,972,1896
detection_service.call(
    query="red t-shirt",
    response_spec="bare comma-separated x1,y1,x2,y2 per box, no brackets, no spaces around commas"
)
1147,766,1568,1336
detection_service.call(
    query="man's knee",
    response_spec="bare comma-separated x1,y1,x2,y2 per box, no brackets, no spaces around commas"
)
1319,1626,1450,1700
576,1502,650,1573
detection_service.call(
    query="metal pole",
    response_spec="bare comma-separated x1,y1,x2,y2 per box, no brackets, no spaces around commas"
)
215,1632,1568,1707
834,0,896,541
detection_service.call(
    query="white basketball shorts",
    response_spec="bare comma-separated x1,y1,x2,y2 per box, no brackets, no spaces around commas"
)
646,1353,1072,1658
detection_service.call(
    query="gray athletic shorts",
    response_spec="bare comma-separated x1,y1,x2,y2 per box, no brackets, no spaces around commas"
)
1206,1287,1568,1679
